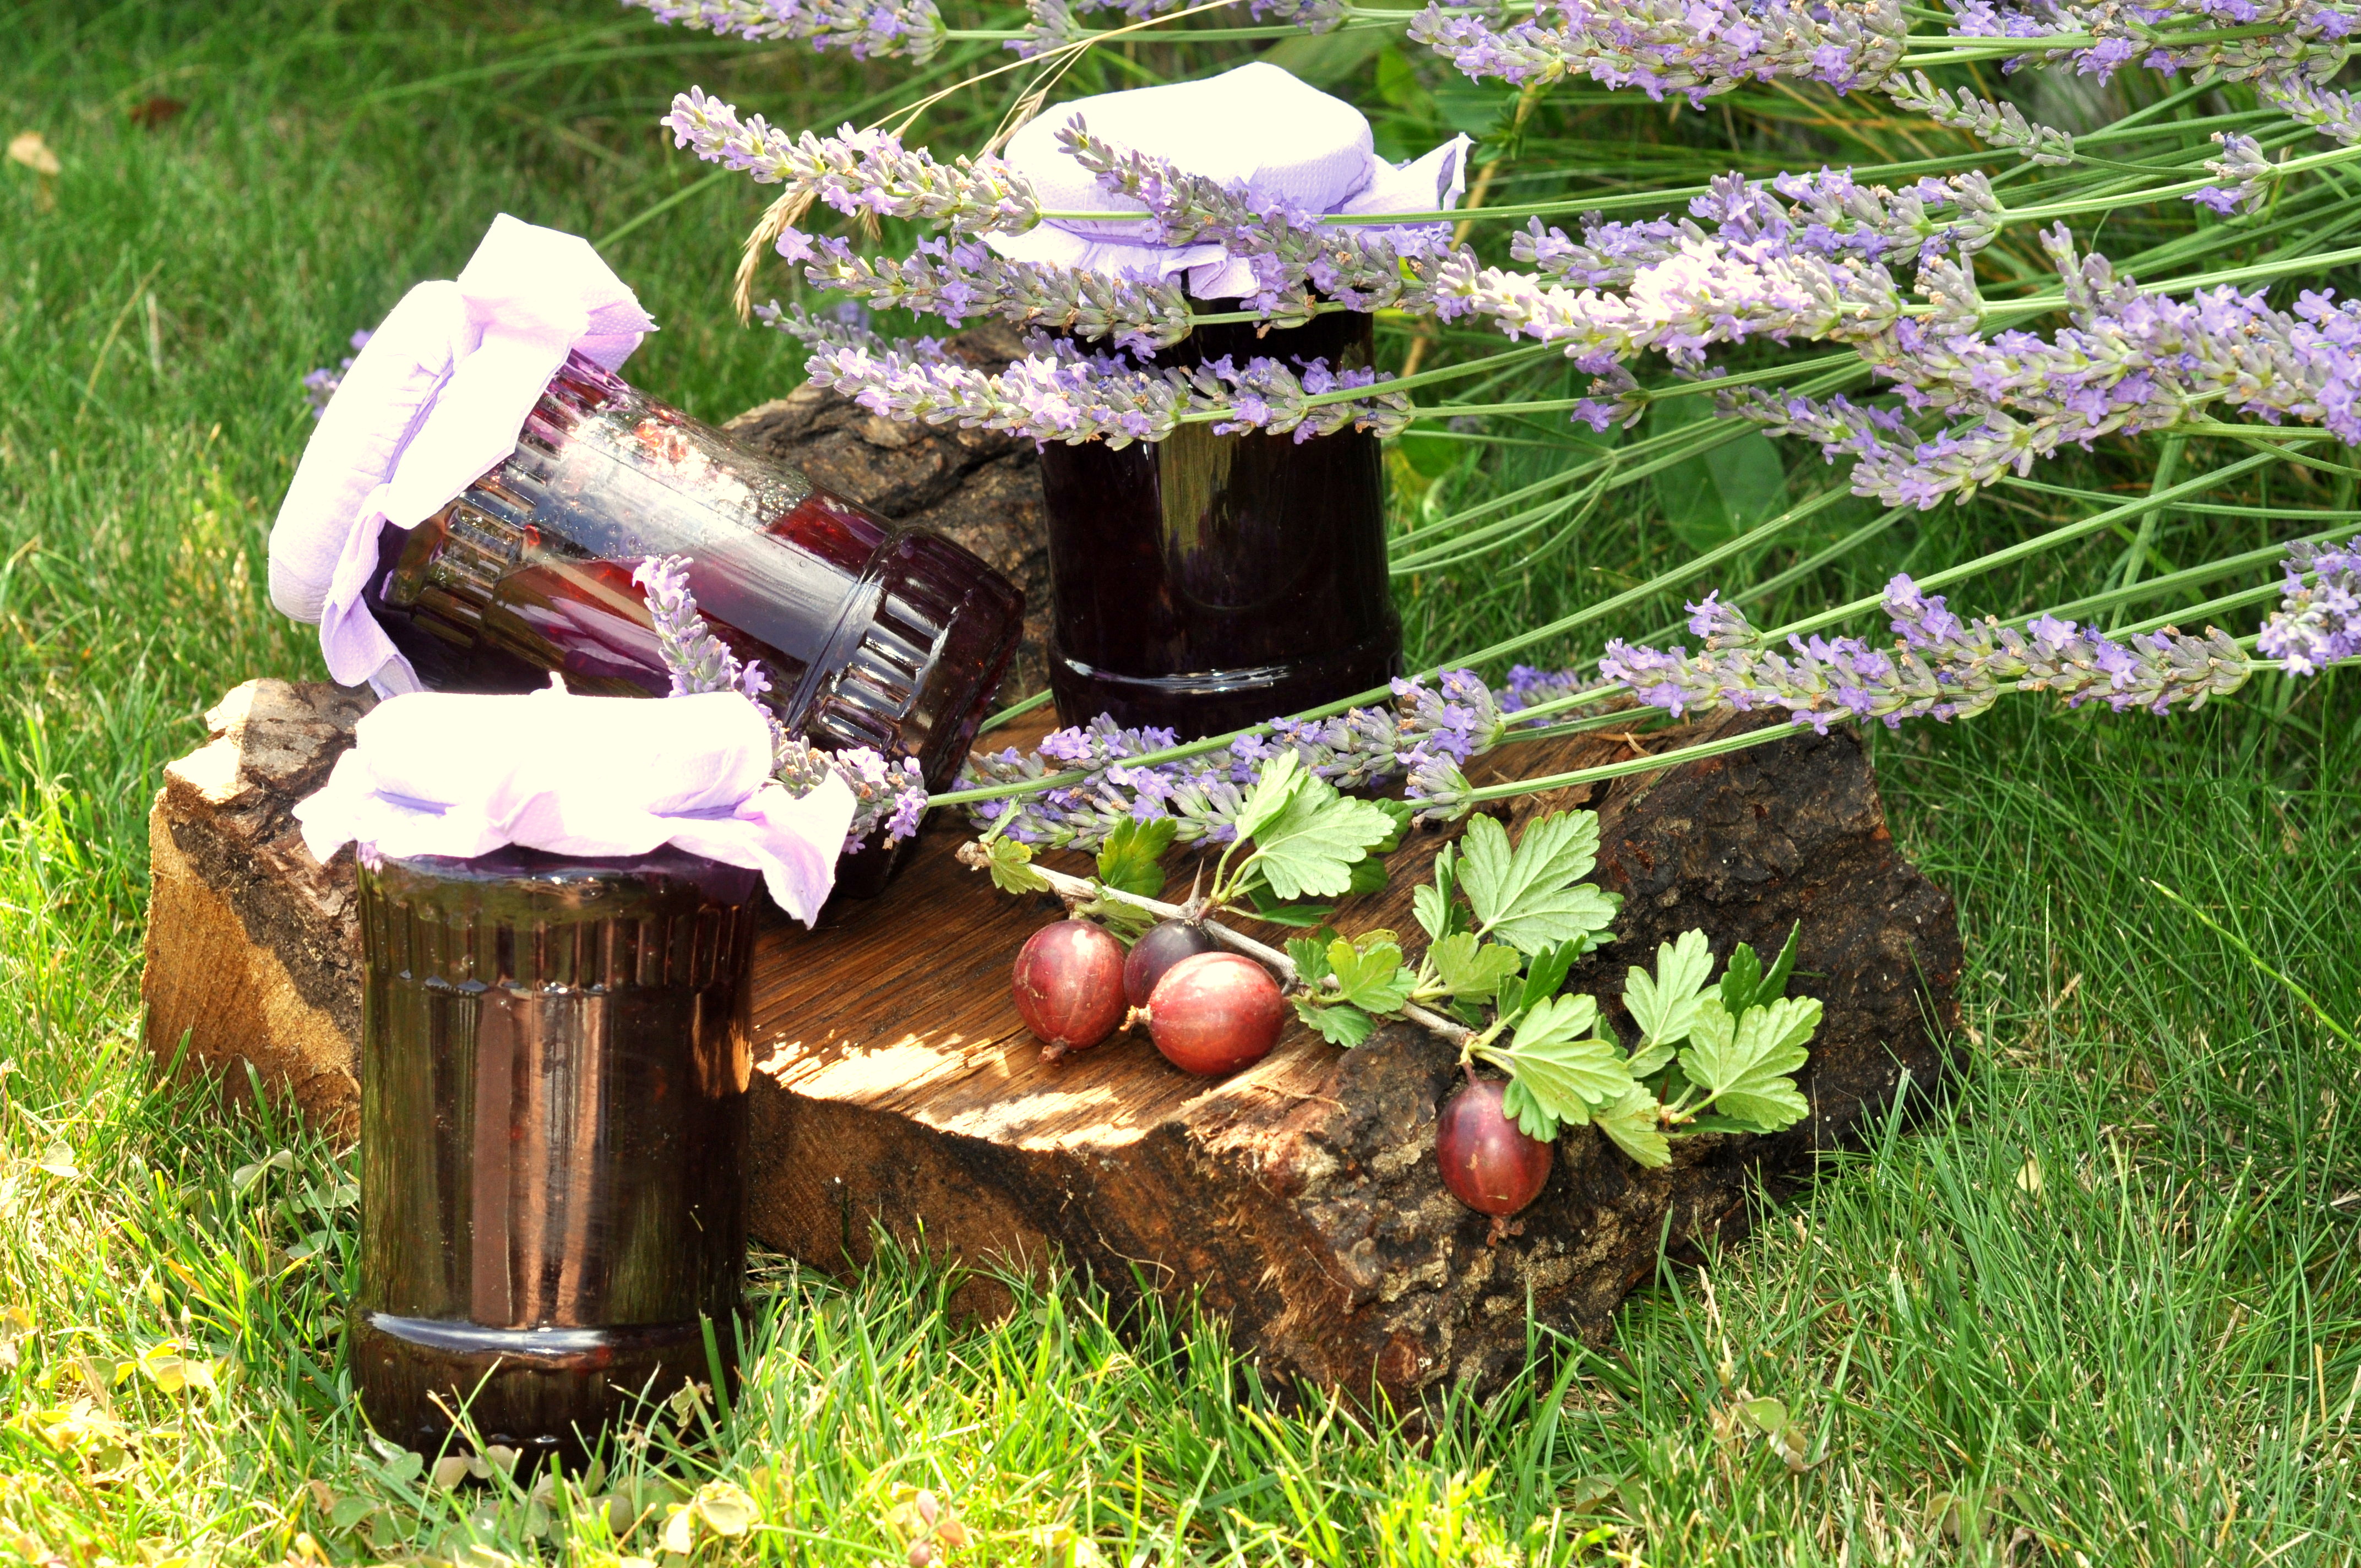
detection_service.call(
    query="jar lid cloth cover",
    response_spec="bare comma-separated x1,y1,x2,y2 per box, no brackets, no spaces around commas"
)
292,688,856,923
985,62,1472,298
267,215,656,695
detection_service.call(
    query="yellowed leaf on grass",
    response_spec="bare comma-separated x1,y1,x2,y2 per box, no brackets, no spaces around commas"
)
121,1340,216,1395
7,132,59,177
0,1304,31,1369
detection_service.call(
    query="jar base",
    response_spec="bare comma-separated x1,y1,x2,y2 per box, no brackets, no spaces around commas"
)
1048,634,1402,740
352,1311,733,1467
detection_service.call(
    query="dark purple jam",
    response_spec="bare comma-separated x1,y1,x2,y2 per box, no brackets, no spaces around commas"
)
350,846,759,1466
1036,312,1400,739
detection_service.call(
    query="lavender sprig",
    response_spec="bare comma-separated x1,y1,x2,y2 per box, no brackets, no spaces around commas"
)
781,225,1193,352
790,327,1413,446
1729,225,2361,507
1940,0,2355,86
628,0,945,61
1883,70,2075,165
962,671,1517,849
1407,0,1909,106
2261,74,2361,143
635,554,927,849
301,328,373,417
662,89,1037,235
2258,536,2361,673
1511,168,2000,290
2186,132,2275,216
1433,233,1905,372
1599,578,2253,731
1056,118,1461,320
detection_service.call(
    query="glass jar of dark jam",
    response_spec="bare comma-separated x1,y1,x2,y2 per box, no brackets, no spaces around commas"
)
365,352,1024,797
349,845,758,1467
1035,312,1400,739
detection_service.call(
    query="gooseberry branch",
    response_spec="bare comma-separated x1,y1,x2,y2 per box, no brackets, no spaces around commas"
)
951,840,1478,1046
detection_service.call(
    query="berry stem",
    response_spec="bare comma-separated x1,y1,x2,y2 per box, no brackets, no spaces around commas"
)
956,841,1477,1047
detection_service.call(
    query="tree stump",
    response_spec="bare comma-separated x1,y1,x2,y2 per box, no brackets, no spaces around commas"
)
745,711,1961,1404
143,679,376,1139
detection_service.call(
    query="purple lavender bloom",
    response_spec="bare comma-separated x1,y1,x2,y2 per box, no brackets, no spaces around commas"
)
662,90,1036,234
628,0,944,61
1408,0,1907,105
2259,536,2361,674
301,327,374,418
961,671,1536,848
1601,576,2253,729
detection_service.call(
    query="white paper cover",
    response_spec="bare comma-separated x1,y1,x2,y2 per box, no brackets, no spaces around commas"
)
268,215,657,694
293,688,856,925
986,62,1470,299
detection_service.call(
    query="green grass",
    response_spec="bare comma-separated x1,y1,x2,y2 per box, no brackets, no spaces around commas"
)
4,3,2360,1562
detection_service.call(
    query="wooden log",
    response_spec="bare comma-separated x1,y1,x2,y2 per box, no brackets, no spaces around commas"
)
744,711,1962,1404
142,679,375,1138
139,676,1959,1401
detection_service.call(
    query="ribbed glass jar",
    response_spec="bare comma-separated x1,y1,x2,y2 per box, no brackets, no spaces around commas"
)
364,352,1024,796
350,846,758,1466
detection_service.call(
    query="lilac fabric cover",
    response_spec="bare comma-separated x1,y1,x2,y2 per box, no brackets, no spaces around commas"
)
293,689,855,924
986,62,1471,298
267,215,656,694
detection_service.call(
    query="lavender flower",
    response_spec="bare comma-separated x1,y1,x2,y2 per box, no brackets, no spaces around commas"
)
636,554,928,848
1499,665,1605,717
784,225,1193,352
1600,576,2252,731
663,90,1037,235
962,671,1515,848
627,0,945,62
1733,224,2361,507
1883,70,2074,165
1407,0,1908,107
1940,0,2353,86
1510,167,1997,302
301,328,373,417
792,326,1413,447
1008,0,1085,55
2261,74,2361,143
634,555,777,709
1057,119,1461,320
2258,536,2361,673
1433,230,1905,372
2185,132,2275,216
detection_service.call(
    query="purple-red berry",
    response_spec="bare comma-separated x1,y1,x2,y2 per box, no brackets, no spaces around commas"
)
1011,920,1127,1060
1435,1079,1553,1216
1144,952,1287,1076
1123,918,1219,1007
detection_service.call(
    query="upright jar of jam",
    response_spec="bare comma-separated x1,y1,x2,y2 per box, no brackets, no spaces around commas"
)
350,845,759,1467
364,351,1024,798
1035,312,1400,739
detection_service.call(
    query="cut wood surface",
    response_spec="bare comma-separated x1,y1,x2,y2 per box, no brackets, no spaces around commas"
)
745,710,1962,1405
143,679,376,1139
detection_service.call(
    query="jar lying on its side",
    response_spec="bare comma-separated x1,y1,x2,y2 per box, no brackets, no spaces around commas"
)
366,352,1025,798
350,846,758,1467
